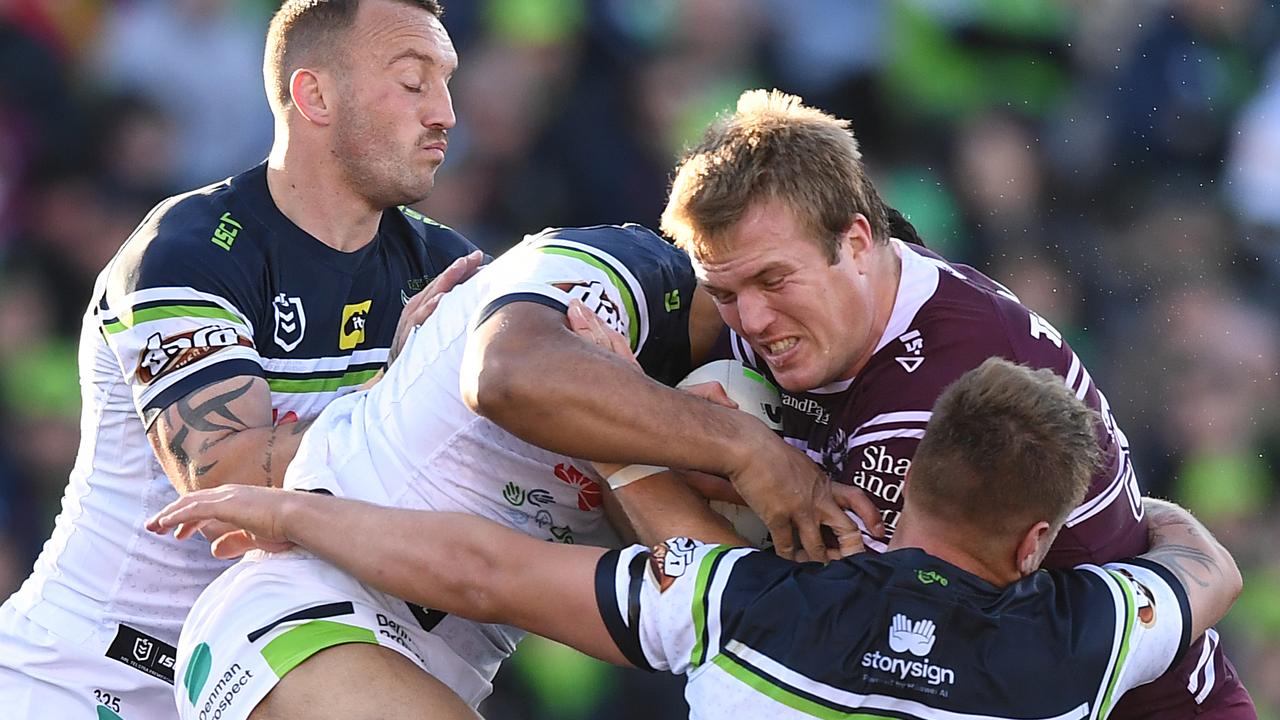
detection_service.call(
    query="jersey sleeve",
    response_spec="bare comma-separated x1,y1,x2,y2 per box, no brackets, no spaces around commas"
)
994,295,1148,567
593,538,761,674
473,239,645,350
99,200,265,427
1083,558,1193,714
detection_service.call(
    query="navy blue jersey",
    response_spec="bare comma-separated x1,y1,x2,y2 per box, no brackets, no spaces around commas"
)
98,162,477,426
476,224,698,387
4,162,476,652
597,541,1192,720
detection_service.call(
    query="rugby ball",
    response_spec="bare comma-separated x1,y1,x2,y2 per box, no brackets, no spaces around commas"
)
677,360,782,547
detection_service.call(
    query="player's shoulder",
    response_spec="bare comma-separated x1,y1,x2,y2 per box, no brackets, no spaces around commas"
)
525,223,690,272
891,243,1074,373
390,205,479,262
109,172,265,297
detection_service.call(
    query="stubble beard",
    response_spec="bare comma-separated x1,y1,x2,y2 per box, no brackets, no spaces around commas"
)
333,114,436,210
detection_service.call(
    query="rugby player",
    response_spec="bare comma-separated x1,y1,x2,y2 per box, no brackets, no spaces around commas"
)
644,89,1254,718
0,2,481,718
141,223,867,720
148,358,1244,718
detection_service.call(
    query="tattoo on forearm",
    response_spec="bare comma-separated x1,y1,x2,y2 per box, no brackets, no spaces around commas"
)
1147,524,1220,590
263,429,277,487
176,380,255,433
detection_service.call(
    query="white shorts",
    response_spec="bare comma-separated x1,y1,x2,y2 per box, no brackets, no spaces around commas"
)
0,602,178,719
175,550,516,720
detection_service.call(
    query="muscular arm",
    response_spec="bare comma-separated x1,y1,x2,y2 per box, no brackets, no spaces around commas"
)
147,377,312,494
610,469,747,547
1138,498,1242,640
160,488,628,666
461,302,764,474
463,301,865,560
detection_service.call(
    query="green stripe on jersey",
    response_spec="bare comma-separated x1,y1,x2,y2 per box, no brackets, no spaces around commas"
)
103,304,246,334
1098,569,1138,717
267,369,379,394
689,544,732,669
538,246,640,349
260,620,377,678
712,654,890,719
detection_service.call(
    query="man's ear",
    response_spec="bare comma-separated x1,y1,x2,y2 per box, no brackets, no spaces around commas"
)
1015,520,1053,577
290,68,333,126
841,214,876,271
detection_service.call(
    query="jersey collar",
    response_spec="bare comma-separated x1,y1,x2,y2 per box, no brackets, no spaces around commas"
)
804,238,939,394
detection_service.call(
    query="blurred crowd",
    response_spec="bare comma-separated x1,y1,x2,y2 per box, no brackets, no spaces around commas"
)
1,0,1277,716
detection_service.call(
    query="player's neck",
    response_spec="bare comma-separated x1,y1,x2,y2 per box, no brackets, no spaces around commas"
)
890,515,1020,588
837,242,903,381
266,139,383,253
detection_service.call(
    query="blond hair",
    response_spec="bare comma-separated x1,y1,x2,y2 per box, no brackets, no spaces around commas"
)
661,89,890,263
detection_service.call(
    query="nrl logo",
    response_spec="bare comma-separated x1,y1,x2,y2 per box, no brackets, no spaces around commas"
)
272,293,306,352
134,638,153,662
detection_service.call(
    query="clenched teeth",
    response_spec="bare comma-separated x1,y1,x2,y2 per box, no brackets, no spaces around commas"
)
767,338,798,354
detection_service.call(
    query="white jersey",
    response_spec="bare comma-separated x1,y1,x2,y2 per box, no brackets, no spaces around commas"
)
174,224,699,716
1,164,476,699
596,540,1192,720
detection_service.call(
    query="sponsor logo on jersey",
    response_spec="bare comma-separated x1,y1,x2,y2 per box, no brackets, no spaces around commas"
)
664,289,681,311
137,325,253,385
210,211,242,251
847,445,910,538
648,537,699,592
1117,568,1158,626
401,275,433,306
340,300,372,350
916,569,949,587
105,624,178,684
184,643,212,705
550,524,575,544
501,482,553,508
198,663,254,720
272,293,306,352
552,280,626,337
375,613,426,663
781,394,830,425
895,329,924,373
554,463,603,511
861,613,957,687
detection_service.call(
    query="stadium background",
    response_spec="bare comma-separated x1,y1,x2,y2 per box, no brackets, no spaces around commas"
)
0,0,1277,716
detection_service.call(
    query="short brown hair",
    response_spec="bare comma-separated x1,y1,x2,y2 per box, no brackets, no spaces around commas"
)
264,0,444,112
660,89,890,264
909,358,1100,537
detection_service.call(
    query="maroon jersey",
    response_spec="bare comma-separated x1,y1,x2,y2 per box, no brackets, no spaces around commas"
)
715,240,1254,719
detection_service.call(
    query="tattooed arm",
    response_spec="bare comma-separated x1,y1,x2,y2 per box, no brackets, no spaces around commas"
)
146,377,313,494
1139,498,1242,640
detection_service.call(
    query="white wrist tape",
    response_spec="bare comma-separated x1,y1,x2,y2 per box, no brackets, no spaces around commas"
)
605,464,669,490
